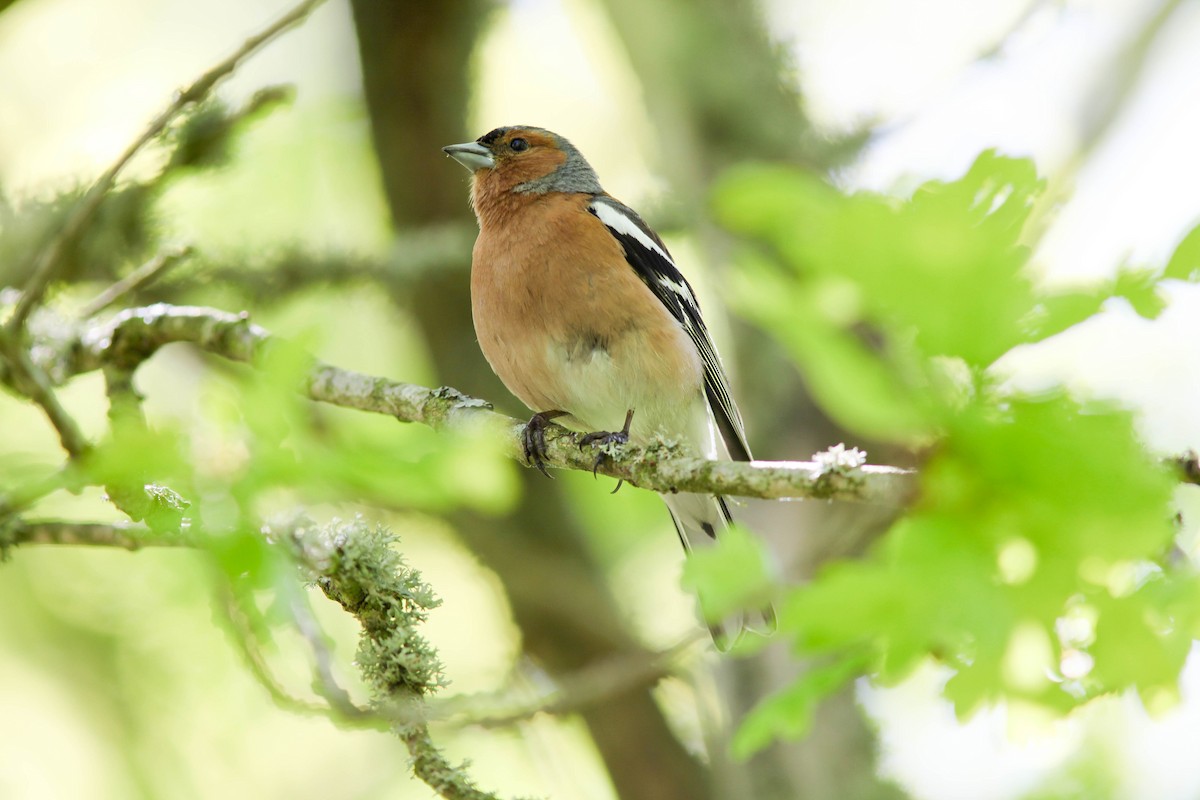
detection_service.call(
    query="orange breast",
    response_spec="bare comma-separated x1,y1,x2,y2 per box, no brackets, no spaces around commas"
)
469,193,702,435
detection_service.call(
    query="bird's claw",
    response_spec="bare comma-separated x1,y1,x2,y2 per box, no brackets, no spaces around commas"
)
522,411,565,478
579,409,634,491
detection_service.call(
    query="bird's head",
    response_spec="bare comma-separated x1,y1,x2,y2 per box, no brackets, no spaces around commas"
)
443,126,603,218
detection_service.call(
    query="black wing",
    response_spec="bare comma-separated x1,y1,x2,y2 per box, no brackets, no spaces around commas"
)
588,196,752,462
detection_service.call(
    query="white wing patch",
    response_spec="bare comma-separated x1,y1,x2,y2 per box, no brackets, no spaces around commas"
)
590,200,673,262
589,200,704,313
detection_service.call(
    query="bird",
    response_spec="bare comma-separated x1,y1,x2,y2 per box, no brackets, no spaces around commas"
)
442,125,771,647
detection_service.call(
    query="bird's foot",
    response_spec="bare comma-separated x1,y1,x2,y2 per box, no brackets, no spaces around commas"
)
522,410,567,478
579,409,634,492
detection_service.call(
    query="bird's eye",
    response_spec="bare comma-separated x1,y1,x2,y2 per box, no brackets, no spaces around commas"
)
509,138,529,152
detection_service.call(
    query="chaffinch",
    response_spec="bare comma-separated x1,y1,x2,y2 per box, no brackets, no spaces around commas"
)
443,125,769,646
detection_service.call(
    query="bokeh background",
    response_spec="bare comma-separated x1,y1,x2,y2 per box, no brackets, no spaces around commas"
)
2,0,1200,798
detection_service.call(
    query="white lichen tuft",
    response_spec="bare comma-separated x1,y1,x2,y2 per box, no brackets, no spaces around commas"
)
812,443,867,474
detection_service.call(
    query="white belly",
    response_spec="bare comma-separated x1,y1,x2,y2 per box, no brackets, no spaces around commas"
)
551,339,718,458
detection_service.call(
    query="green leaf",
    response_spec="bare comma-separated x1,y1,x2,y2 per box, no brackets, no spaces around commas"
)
1025,267,1166,343
1023,291,1108,343
715,151,1045,368
731,653,869,759
731,253,933,442
680,524,774,622
768,390,1177,728
1089,584,1191,699
84,414,189,489
944,395,1175,562
1163,222,1200,281
1113,268,1167,319
206,526,277,588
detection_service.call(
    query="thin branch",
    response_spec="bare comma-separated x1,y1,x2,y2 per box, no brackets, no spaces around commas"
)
79,245,193,318
0,519,184,550
216,582,388,727
182,223,475,302
5,516,386,728
975,0,1058,61
282,582,368,718
63,303,914,503
0,329,89,458
6,0,327,336
0,0,324,461
0,466,80,520
1026,0,1185,245
217,584,338,716
1175,451,1200,485
433,635,706,730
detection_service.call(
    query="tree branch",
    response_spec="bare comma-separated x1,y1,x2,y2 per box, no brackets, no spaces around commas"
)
280,515,521,800
0,518,184,551
62,303,914,503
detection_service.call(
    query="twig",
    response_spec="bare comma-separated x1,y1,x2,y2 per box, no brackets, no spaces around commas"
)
180,223,475,301
0,519,182,550
0,329,89,458
216,582,386,726
0,466,80,523
431,635,705,730
5,516,387,726
1174,451,1200,486
283,583,370,718
218,584,330,715
6,0,327,336
79,245,193,318
282,516,510,800
1025,0,1184,245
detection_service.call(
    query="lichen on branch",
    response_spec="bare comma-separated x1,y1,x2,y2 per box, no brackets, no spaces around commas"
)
54,302,914,503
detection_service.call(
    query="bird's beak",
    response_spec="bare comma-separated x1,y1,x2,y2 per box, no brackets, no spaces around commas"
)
442,141,495,172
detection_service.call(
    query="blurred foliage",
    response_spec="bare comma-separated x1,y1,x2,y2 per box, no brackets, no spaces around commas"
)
0,90,296,294
681,524,775,625
0,92,525,798
6,6,1200,792
707,151,1200,757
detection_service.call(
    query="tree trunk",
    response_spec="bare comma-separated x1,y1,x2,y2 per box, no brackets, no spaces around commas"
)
347,3,712,798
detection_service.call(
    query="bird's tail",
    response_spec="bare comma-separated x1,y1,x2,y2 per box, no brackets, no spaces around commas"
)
663,491,775,650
